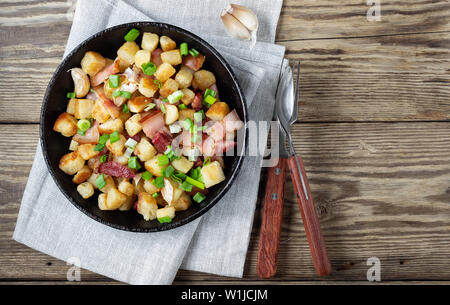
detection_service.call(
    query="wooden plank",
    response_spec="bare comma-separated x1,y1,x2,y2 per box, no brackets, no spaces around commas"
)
1,31,449,123
278,0,450,40
1,122,449,282
0,3,449,123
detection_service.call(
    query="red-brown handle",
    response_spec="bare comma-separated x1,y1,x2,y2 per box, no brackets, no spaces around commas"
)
257,158,287,278
288,155,332,276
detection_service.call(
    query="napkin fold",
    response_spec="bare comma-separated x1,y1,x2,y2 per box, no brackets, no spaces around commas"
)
13,0,285,284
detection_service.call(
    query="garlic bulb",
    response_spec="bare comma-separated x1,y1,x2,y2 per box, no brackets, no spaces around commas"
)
220,3,259,48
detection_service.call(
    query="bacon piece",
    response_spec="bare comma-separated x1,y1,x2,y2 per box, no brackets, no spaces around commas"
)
99,161,136,179
73,121,99,144
151,48,163,67
90,60,120,87
152,129,172,152
140,111,165,139
192,92,203,111
93,85,121,118
193,158,203,167
182,54,205,71
201,136,216,157
222,109,244,133
125,132,141,143
215,140,236,155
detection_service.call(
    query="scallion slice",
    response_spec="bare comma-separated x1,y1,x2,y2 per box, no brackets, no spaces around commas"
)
109,75,120,88
100,154,108,163
180,181,193,192
204,88,216,98
194,111,203,123
94,144,105,152
163,165,175,178
124,147,134,158
124,28,140,42
77,119,91,132
128,156,141,170
96,174,106,189
153,79,162,88
152,176,165,188
189,48,199,57
180,42,188,56
160,103,166,113
125,138,138,149
157,155,169,166
98,134,109,145
182,118,193,130
66,92,76,99
169,123,181,134
122,103,129,113
141,62,156,76
158,216,172,224
178,103,187,110
185,176,205,190
144,103,156,111
167,90,184,104
109,131,120,143
142,171,152,181
203,95,216,105
152,192,159,198
193,192,206,203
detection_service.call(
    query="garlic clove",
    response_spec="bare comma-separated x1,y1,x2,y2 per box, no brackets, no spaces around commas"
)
227,4,258,32
220,10,251,40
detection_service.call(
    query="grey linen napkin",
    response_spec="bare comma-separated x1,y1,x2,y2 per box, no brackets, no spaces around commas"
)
13,0,285,284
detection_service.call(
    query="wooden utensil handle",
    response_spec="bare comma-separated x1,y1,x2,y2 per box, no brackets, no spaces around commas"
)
257,157,287,278
288,155,332,276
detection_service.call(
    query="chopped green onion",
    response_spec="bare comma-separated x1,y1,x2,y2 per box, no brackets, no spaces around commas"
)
162,98,169,103
194,111,203,123
158,216,172,223
90,88,94,93
152,176,165,188
141,62,156,76
96,174,106,189
100,155,108,163
122,103,129,113
185,176,205,190
203,157,211,167
163,165,175,178
173,170,187,181
109,131,120,143
77,119,91,132
125,138,138,149
189,48,199,57
124,147,134,158
204,88,216,98
94,144,105,151
180,181,193,192
182,118,193,130
168,90,184,104
178,103,187,110
109,75,120,88
128,156,141,170
158,155,169,166
203,94,216,105
144,103,156,111
180,42,188,56
193,192,206,203
189,167,201,180
160,103,166,113
142,171,153,181
77,129,85,135
113,90,132,99
153,79,162,89
169,124,181,134
124,28,140,42
98,134,109,145
66,92,76,99
152,192,159,198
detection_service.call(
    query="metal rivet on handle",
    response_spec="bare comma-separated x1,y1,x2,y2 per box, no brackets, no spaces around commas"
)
271,193,277,200
275,168,281,175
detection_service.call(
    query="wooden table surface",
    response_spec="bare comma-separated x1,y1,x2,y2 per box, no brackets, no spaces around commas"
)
1,0,449,285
